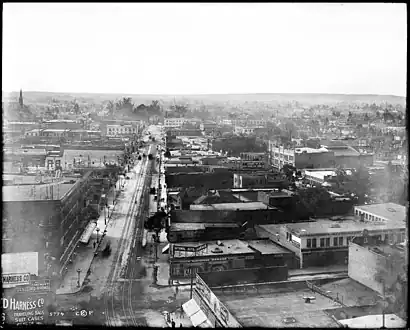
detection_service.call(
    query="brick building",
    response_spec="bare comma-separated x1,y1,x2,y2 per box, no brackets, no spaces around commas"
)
2,172,94,279
256,215,406,269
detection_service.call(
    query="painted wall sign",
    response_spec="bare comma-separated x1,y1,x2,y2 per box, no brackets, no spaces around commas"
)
16,280,51,294
2,297,46,325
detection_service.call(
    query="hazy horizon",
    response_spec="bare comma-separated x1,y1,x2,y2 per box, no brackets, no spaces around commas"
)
3,3,407,97
2,90,406,98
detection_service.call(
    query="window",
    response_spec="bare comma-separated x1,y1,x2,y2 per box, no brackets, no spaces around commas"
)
365,213,368,220
312,238,317,248
307,239,312,248
320,238,325,247
325,238,330,247
339,237,344,246
334,237,338,246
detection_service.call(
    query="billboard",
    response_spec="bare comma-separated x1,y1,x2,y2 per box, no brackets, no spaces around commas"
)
194,274,241,328
1,252,39,277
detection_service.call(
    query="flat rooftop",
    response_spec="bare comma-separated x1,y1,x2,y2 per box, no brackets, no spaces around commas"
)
339,314,406,328
359,243,406,259
172,239,254,258
3,182,76,201
318,277,382,307
304,170,336,179
294,147,329,154
259,218,405,237
217,286,341,327
247,240,293,255
190,201,273,211
170,223,206,232
355,203,407,223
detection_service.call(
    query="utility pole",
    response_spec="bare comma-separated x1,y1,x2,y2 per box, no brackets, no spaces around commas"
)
381,280,387,329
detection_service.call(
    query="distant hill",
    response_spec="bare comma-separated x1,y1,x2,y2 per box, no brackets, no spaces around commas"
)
3,91,406,107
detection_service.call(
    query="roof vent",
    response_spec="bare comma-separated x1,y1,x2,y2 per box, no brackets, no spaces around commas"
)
387,208,396,212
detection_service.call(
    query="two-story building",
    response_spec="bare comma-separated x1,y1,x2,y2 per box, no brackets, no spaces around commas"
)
40,129,71,138
165,118,186,128
270,145,334,170
353,203,407,225
200,121,219,135
256,215,406,269
239,152,269,170
106,124,138,137
234,126,260,135
270,143,373,170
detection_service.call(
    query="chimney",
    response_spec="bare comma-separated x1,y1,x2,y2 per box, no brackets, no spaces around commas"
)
360,213,365,222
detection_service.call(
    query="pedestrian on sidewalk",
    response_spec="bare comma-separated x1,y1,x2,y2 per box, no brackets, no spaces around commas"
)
171,320,175,328
93,241,96,248
175,285,179,296
179,323,182,328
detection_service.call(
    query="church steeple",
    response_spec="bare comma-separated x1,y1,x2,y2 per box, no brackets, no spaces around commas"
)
19,89,24,107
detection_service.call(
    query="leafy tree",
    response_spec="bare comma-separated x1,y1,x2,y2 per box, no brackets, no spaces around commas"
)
106,100,115,114
293,187,332,219
332,110,341,117
351,165,371,203
282,164,296,182
149,100,161,113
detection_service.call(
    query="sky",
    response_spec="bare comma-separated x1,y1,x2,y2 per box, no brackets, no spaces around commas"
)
2,3,407,96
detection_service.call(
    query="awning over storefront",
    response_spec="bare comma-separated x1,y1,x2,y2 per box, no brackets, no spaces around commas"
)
162,243,170,254
183,299,212,328
183,299,200,318
79,221,97,244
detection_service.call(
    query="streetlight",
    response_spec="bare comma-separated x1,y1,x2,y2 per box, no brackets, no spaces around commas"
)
106,205,110,221
96,227,100,244
113,183,116,205
77,268,82,288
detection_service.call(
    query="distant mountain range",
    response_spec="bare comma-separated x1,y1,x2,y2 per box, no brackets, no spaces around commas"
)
3,91,406,106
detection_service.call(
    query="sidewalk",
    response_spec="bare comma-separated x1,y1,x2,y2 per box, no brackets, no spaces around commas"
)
164,307,193,328
56,182,123,295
